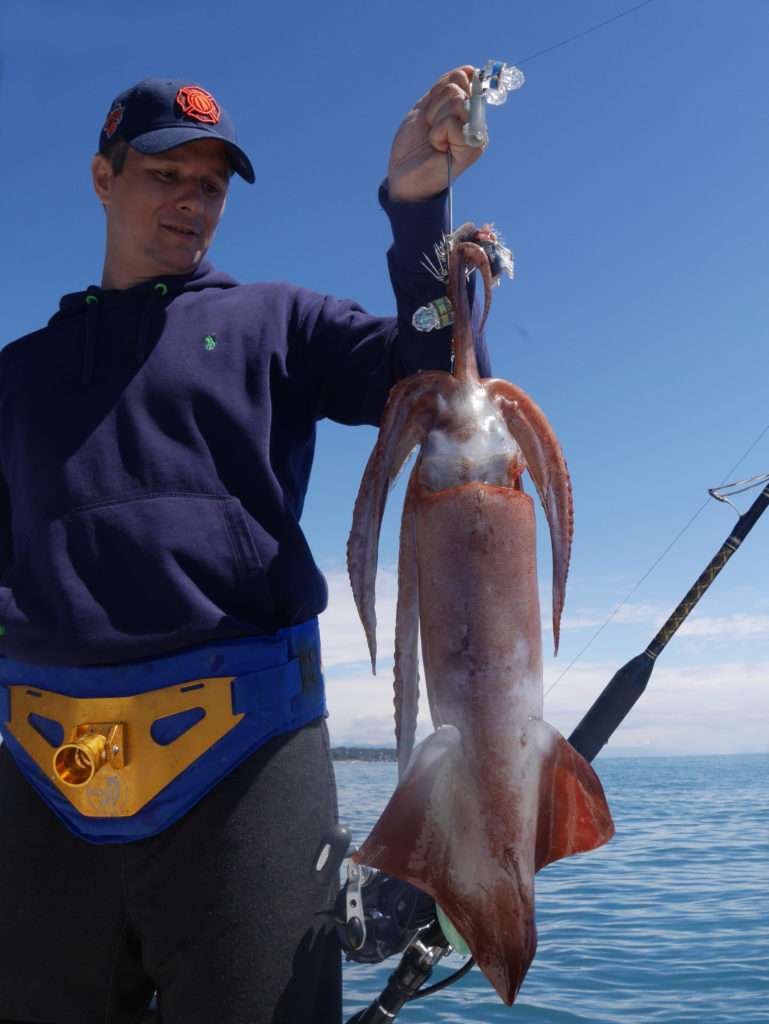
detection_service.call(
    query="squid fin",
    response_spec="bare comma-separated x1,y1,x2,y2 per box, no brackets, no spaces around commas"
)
533,721,615,871
355,726,535,1005
355,720,614,1005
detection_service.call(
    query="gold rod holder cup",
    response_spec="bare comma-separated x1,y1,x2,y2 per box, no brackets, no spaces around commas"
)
52,723,124,788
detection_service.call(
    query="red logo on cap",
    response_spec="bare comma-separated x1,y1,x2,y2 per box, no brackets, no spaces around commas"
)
103,104,125,139
176,85,221,125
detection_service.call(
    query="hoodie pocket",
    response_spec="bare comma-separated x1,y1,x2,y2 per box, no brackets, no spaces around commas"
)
7,492,274,643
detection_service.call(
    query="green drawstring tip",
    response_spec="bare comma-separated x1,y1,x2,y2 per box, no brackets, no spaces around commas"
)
85,295,99,305
154,282,168,297
436,904,471,956
203,334,217,351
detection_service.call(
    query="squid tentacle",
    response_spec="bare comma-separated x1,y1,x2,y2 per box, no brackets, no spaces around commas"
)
448,241,495,383
393,464,421,778
487,379,573,653
347,372,446,670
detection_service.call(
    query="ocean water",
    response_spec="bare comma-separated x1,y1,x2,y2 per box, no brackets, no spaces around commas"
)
336,754,769,1024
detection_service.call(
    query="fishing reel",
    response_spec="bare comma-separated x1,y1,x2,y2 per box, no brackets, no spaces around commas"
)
335,860,436,964
313,825,436,963
463,59,525,148
313,826,475,1024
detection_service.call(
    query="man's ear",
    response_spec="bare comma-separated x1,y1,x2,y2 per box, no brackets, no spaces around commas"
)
92,153,114,207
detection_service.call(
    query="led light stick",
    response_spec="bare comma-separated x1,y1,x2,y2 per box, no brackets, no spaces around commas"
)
463,60,525,149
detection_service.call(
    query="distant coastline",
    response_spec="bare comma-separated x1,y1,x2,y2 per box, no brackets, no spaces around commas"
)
331,746,397,762
329,746,768,762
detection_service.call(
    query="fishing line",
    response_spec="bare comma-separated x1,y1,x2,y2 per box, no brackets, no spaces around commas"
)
513,0,662,67
545,418,769,697
442,0,738,695
447,151,454,235
445,1,663,235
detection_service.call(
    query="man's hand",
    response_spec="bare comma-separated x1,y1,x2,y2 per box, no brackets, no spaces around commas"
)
387,66,483,203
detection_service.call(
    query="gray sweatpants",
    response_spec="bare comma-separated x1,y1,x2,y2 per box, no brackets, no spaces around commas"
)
0,718,341,1024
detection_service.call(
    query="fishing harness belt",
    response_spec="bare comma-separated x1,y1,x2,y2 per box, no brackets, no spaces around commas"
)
0,619,325,843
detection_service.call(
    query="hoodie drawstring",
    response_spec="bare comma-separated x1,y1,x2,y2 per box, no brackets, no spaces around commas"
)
136,282,169,365
80,281,169,386
82,290,101,386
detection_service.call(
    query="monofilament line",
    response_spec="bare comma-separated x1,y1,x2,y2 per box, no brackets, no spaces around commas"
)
514,0,661,68
447,151,454,236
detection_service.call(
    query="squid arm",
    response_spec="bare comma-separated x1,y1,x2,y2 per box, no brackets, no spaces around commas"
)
448,241,494,382
393,464,421,777
347,372,448,670
486,379,573,653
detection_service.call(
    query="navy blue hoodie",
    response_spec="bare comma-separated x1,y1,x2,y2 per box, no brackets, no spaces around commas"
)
0,187,489,666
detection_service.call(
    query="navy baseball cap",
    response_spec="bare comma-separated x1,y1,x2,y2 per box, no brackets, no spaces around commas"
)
99,78,255,183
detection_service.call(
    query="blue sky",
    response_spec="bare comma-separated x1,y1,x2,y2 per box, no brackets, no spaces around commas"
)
3,0,768,754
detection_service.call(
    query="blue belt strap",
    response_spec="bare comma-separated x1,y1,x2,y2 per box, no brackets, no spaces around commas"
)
231,630,323,721
231,662,300,719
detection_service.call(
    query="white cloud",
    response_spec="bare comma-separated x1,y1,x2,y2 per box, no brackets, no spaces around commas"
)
541,657,769,755
559,603,665,630
320,566,430,747
558,605,769,641
678,613,769,638
320,567,398,669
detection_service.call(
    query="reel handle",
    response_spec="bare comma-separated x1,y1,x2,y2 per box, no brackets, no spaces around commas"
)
311,824,352,886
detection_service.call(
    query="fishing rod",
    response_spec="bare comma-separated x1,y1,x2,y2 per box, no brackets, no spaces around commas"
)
569,476,769,762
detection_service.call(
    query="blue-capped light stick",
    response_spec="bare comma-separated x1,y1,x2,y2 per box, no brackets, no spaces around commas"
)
463,60,525,149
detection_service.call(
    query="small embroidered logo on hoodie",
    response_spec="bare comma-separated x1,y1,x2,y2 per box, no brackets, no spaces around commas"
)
203,334,217,351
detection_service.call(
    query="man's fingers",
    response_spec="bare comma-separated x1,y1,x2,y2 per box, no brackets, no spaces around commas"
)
387,65,483,201
415,66,474,113
427,114,477,160
423,91,468,131
437,66,474,94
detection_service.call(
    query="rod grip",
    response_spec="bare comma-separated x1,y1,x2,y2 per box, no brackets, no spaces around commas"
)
568,652,655,762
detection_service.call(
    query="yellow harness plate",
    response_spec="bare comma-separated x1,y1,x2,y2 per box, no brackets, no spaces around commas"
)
5,678,243,818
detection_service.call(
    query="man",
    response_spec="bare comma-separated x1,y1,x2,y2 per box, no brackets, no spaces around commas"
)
0,70,489,1023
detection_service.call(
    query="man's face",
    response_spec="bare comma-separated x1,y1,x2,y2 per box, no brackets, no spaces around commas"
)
92,139,231,285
